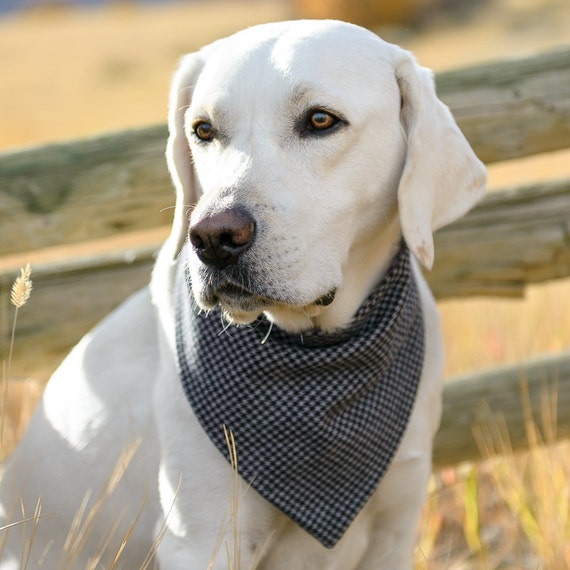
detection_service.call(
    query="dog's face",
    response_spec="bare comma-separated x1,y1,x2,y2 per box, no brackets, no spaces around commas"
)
166,21,486,331
185,23,406,326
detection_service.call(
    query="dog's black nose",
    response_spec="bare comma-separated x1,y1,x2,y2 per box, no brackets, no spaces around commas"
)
189,208,256,268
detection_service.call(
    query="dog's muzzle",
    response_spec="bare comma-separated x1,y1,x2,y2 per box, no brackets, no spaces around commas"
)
188,206,337,312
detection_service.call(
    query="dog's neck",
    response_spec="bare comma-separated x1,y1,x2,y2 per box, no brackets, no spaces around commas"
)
263,216,403,334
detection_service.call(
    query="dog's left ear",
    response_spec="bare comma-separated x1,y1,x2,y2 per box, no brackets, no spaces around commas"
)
163,52,205,260
395,49,486,270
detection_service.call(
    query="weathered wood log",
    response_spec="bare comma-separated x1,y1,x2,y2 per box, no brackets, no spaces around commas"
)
0,242,153,380
436,46,570,164
433,351,570,467
0,125,172,256
2,176,569,381
427,177,570,298
0,47,568,256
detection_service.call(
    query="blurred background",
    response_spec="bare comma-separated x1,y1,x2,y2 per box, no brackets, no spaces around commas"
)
0,0,568,161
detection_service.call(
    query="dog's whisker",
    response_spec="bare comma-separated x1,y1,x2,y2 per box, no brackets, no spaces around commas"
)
218,313,234,337
260,321,274,345
176,101,191,112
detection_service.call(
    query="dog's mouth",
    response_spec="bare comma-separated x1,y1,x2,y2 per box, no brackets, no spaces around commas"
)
199,278,337,316
313,289,337,307
216,282,266,307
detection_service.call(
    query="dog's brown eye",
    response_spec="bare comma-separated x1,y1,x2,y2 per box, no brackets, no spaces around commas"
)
307,110,338,131
193,121,214,142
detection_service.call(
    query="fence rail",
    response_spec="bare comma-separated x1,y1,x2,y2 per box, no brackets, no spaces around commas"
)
434,351,570,466
1,46,569,466
1,46,569,256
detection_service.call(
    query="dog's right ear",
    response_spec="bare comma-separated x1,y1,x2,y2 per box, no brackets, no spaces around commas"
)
164,53,205,260
394,49,486,270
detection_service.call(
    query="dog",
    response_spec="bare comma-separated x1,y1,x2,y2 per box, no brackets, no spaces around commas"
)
0,20,485,569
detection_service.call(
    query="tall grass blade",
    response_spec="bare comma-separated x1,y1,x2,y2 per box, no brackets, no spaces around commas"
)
1,264,33,458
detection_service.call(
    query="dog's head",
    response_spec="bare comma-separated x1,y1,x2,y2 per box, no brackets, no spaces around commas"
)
164,20,485,332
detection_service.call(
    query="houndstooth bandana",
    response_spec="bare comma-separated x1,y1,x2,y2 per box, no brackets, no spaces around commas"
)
174,242,425,548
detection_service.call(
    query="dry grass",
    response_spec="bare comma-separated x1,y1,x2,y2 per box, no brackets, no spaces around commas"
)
1,0,570,567
416,382,570,570
1,265,33,460
207,427,274,570
0,441,159,570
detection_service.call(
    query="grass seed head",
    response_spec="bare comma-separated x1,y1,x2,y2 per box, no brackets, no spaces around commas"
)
10,264,32,309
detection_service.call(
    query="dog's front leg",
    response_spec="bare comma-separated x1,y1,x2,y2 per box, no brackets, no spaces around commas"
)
355,453,432,570
153,360,276,569
155,460,276,570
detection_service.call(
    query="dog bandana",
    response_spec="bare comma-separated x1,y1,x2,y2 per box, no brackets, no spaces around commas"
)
174,242,425,548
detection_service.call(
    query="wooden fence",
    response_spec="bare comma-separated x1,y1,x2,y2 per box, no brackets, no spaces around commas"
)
1,46,569,467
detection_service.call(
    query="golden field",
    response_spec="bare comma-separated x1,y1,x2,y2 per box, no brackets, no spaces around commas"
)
1,0,570,567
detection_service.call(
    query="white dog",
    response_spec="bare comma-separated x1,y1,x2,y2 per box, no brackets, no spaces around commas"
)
0,20,485,570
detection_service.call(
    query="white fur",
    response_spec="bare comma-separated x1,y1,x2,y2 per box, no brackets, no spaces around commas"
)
0,20,485,569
